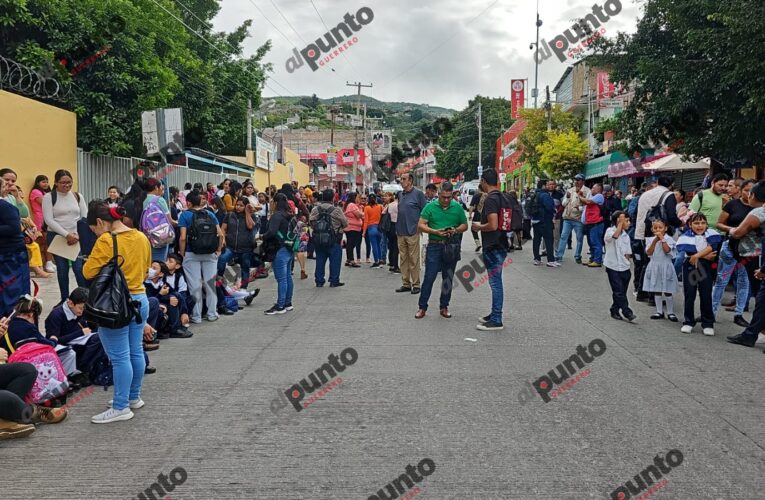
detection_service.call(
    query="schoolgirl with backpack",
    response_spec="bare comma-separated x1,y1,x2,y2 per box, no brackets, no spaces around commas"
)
261,193,297,315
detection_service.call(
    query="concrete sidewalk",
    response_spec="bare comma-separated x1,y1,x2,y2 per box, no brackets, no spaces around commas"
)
3,242,765,499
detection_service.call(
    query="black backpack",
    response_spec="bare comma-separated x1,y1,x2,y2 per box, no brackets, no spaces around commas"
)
313,206,337,248
525,190,541,219
188,209,218,254
83,233,140,329
644,191,672,230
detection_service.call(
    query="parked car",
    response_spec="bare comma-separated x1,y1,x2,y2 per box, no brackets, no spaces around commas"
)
381,183,404,194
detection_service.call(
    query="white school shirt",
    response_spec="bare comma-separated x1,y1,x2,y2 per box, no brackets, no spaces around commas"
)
603,227,632,272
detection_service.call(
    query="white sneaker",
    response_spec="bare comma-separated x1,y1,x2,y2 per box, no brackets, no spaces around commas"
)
681,325,693,334
703,328,715,336
91,407,134,424
44,261,56,273
533,260,542,266
107,398,144,409
546,261,560,268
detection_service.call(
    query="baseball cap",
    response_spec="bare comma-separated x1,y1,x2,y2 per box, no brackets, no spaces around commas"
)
603,184,613,192
574,174,585,181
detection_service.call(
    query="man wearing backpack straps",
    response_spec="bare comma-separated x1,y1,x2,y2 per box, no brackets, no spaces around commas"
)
178,191,224,323
309,189,348,288
634,175,682,301
556,173,591,264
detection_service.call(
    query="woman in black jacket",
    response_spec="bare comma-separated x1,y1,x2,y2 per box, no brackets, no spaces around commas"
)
220,197,256,287
262,193,295,315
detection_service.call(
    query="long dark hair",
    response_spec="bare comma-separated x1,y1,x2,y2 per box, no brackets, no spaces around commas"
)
346,192,357,204
87,199,127,225
33,175,50,193
272,193,292,216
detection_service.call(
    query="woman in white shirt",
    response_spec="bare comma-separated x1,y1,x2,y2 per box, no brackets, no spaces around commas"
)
42,169,88,303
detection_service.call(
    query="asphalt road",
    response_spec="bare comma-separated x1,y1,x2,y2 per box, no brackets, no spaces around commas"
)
3,240,765,499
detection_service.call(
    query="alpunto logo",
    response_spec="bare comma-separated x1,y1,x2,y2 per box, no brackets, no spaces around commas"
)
285,7,374,73
280,347,358,412
610,449,684,500
368,458,436,500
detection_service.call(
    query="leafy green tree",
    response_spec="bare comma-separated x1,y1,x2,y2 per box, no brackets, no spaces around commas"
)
517,107,581,175
537,130,589,179
589,0,765,168
434,96,511,180
0,0,269,156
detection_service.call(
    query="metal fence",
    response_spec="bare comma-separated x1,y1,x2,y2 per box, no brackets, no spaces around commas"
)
77,148,252,201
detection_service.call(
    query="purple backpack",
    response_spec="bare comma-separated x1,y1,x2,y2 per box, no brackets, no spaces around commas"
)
141,196,175,248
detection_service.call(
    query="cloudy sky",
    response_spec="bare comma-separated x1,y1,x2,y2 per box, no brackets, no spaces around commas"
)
212,0,642,111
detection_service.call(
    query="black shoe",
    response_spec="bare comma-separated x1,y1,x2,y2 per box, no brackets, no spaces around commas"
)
316,283,324,287
650,313,665,320
411,287,420,294
156,332,170,340
217,307,235,316
476,320,504,331
145,366,157,375
330,282,345,288
391,268,401,274
734,315,751,327
371,263,381,269
170,328,193,339
575,258,582,264
264,305,286,315
610,311,623,321
244,289,260,306
667,314,678,322
623,313,637,323
726,334,756,347
395,286,412,293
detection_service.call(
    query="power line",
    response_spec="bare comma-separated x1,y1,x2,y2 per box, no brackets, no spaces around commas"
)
245,0,299,48
379,0,501,87
148,0,295,97
307,0,358,80
268,0,308,46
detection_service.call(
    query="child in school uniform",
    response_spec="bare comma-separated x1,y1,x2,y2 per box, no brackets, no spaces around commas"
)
604,211,636,322
166,253,193,328
677,213,722,336
643,219,679,322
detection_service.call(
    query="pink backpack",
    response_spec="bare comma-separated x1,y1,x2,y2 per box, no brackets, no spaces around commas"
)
9,343,69,404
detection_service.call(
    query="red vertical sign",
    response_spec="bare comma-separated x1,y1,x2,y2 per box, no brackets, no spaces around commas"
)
511,79,525,119
597,72,616,107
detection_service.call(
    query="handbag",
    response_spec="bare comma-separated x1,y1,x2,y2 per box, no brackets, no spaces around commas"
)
380,211,392,233
83,233,141,329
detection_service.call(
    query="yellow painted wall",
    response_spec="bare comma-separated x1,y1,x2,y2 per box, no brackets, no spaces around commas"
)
252,147,310,190
0,91,77,194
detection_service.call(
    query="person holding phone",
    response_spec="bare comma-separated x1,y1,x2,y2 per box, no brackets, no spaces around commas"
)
414,182,468,320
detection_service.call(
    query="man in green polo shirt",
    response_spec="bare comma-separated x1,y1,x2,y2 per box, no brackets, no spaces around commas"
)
415,182,468,319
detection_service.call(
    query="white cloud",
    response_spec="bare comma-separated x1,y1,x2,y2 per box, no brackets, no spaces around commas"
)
209,0,640,111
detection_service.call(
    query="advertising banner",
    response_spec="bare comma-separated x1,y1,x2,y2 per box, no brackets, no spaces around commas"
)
511,80,525,119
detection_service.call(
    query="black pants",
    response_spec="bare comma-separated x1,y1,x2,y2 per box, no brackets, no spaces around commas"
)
345,230,362,262
0,362,36,422
632,240,649,298
742,274,765,339
532,220,554,262
522,219,532,240
682,260,714,327
387,230,399,268
606,268,633,317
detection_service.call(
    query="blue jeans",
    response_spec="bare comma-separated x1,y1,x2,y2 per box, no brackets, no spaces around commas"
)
47,232,87,303
674,251,685,279
556,219,584,260
586,223,604,263
217,248,254,288
418,243,457,311
367,224,382,262
151,244,169,263
97,294,150,411
712,241,750,316
273,247,294,308
482,248,508,324
380,230,388,263
315,242,342,286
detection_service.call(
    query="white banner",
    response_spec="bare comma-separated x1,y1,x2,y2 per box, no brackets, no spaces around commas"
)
256,136,277,171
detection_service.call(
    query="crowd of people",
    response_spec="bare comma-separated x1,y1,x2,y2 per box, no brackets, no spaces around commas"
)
1,163,762,441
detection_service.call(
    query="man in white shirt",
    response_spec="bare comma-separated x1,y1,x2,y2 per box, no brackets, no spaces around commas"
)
556,173,591,263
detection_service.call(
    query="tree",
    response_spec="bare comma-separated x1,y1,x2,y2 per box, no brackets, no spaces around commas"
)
0,0,269,157
517,107,581,175
589,0,765,168
537,130,589,179
434,96,511,180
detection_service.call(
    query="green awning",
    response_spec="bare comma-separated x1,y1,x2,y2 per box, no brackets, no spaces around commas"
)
584,155,612,180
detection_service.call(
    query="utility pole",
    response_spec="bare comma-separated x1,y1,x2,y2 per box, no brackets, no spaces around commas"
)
347,81,373,192
545,86,552,131
247,99,252,151
533,0,543,108
477,102,483,173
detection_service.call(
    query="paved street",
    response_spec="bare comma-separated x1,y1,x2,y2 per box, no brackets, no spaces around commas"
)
3,240,765,499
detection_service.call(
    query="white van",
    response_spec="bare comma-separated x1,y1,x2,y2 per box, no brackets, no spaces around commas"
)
459,180,480,206
381,183,404,194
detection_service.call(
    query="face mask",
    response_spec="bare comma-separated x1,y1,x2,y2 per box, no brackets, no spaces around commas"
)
148,268,158,280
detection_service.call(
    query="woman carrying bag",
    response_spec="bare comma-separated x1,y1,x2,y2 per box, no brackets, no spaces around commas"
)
83,201,151,424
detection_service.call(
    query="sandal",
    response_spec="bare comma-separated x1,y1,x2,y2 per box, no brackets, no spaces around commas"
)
667,314,678,322
415,309,426,319
440,308,452,319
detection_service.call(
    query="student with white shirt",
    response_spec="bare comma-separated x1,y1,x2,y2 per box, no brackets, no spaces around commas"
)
42,169,89,303
604,211,636,322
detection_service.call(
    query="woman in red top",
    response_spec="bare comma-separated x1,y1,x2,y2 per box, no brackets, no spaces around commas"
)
29,175,54,273
343,193,364,267
364,195,384,268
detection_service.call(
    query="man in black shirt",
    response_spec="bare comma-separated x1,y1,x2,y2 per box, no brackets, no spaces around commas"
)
472,169,510,331
468,186,484,252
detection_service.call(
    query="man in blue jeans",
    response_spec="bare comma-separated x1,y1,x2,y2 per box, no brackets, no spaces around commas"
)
309,189,348,288
472,169,510,331
557,174,590,263
580,183,605,267
414,182,468,319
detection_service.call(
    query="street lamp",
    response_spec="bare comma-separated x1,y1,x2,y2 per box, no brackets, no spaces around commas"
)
531,0,543,108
